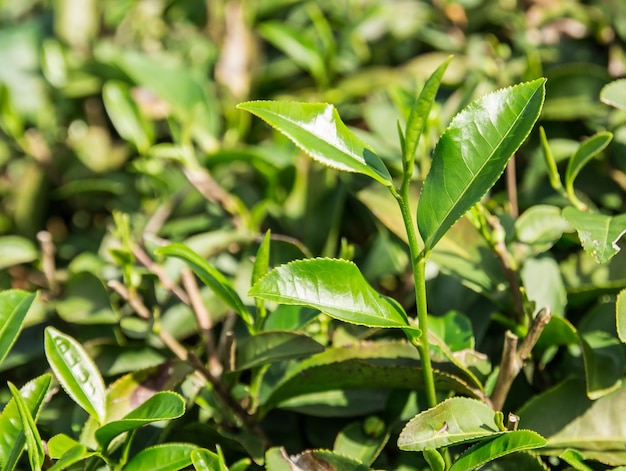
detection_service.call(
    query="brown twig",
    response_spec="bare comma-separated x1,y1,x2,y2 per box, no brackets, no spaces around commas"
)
132,245,190,305
181,268,222,377
505,157,519,218
37,231,59,295
490,307,551,411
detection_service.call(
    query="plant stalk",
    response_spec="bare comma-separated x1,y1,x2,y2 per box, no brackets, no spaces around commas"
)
395,190,437,408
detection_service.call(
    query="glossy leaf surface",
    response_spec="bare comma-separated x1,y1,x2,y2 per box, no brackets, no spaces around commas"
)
191,448,225,471
124,443,198,471
237,101,393,187
565,132,612,198
398,397,502,451
0,374,50,471
562,207,626,264
235,330,324,371
249,258,415,330
44,327,107,423
95,391,185,450
417,79,545,251
0,290,36,365
156,243,253,328
8,382,44,471
449,430,546,471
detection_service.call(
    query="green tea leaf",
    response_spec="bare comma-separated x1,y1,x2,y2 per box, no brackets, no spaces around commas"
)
600,78,626,111
48,433,81,459
449,431,546,471
95,391,186,450
565,132,612,201
403,56,452,171
0,236,38,269
235,330,324,371
562,207,626,264
559,449,595,471
0,374,51,471
539,127,564,191
580,330,623,399
252,230,271,331
8,382,44,471
265,447,372,471
417,79,545,251
47,439,100,471
424,448,446,471
191,448,226,471
0,290,36,365
521,255,567,316
124,443,198,471
44,327,107,423
617,288,626,343
249,258,414,330
155,243,253,329
515,205,573,253
333,418,388,466
102,80,154,154
237,101,393,187
398,397,502,451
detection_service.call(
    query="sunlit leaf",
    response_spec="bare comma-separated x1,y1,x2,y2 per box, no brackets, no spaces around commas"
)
398,397,503,451
95,391,186,450
562,207,626,264
0,236,38,270
449,430,546,471
265,447,373,471
0,374,51,471
237,101,393,187
424,448,446,471
617,288,626,343
155,243,253,328
515,205,573,253
0,290,36,365
44,327,107,423
235,330,324,371
417,79,545,251
565,132,612,201
249,258,415,330
191,448,226,471
8,382,44,471
600,79,626,111
124,443,198,471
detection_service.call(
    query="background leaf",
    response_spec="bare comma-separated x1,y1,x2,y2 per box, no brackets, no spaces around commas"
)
417,79,545,251
565,132,612,200
617,287,626,343
562,207,626,264
600,79,626,111
249,258,414,330
124,443,198,471
44,327,107,423
0,235,38,269
237,101,393,187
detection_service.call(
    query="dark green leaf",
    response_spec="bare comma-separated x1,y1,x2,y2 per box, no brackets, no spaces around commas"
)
398,397,502,451
124,443,198,471
235,330,324,371
424,448,446,471
55,272,118,324
562,207,626,264
565,132,612,200
417,79,545,251
44,327,107,423
155,243,253,329
333,418,389,466
237,101,393,187
8,382,44,471
95,391,186,450
449,430,546,471
0,374,50,471
249,258,415,330
0,290,36,365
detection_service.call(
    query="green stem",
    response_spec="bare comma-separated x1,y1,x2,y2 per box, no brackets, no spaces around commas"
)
394,187,437,408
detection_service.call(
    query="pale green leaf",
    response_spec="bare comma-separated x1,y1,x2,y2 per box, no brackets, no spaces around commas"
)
191,448,227,471
560,449,595,471
333,418,388,466
398,397,502,451
539,127,563,191
449,430,546,471
8,382,44,471
600,78,626,111
95,391,186,450
44,327,107,423
418,79,545,251
515,205,573,252
102,80,154,154
235,330,324,371
0,235,38,269
124,443,198,471
249,258,414,330
0,374,51,471
48,433,81,459
565,132,612,197
403,56,452,170
617,287,626,343
424,448,446,471
521,255,567,316
562,207,626,264
155,243,253,328
265,447,372,471
47,441,100,471
236,101,393,187
0,290,36,365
